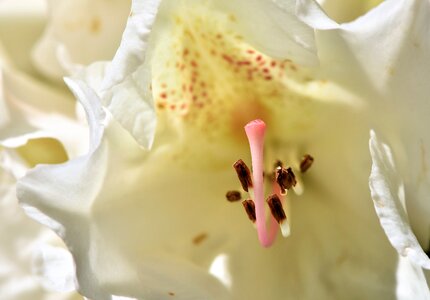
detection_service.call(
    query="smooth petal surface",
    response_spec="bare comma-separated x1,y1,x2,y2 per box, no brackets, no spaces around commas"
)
369,130,430,269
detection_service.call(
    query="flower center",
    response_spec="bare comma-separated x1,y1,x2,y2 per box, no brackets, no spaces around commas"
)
227,119,314,248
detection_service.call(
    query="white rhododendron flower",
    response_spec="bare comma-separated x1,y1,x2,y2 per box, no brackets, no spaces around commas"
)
15,0,430,299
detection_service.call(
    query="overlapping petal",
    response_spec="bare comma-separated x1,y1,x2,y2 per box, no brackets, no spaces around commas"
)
298,0,430,267
369,130,430,270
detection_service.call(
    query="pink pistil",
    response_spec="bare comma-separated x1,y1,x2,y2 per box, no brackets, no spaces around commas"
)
245,119,279,247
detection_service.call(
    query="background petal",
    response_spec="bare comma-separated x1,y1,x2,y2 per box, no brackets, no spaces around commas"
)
32,0,130,80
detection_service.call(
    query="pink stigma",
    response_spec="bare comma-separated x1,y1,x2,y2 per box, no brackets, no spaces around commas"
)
245,119,279,247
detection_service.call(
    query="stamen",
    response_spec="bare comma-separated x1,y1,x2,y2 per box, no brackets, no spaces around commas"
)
266,194,286,222
275,167,297,194
242,200,256,223
233,159,253,192
225,190,242,202
300,154,314,173
266,194,290,237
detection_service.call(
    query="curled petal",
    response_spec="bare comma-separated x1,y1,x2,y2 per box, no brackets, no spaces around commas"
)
369,130,430,269
101,0,161,149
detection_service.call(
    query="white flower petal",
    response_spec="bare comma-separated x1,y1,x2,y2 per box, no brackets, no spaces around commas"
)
102,0,161,89
369,130,430,269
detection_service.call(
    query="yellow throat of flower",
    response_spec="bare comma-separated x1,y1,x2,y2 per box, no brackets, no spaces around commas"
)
150,2,320,145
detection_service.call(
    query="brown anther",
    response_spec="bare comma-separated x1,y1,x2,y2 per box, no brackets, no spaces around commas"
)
300,154,314,173
266,194,286,224
233,159,253,192
242,199,256,223
226,190,242,202
275,167,297,194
